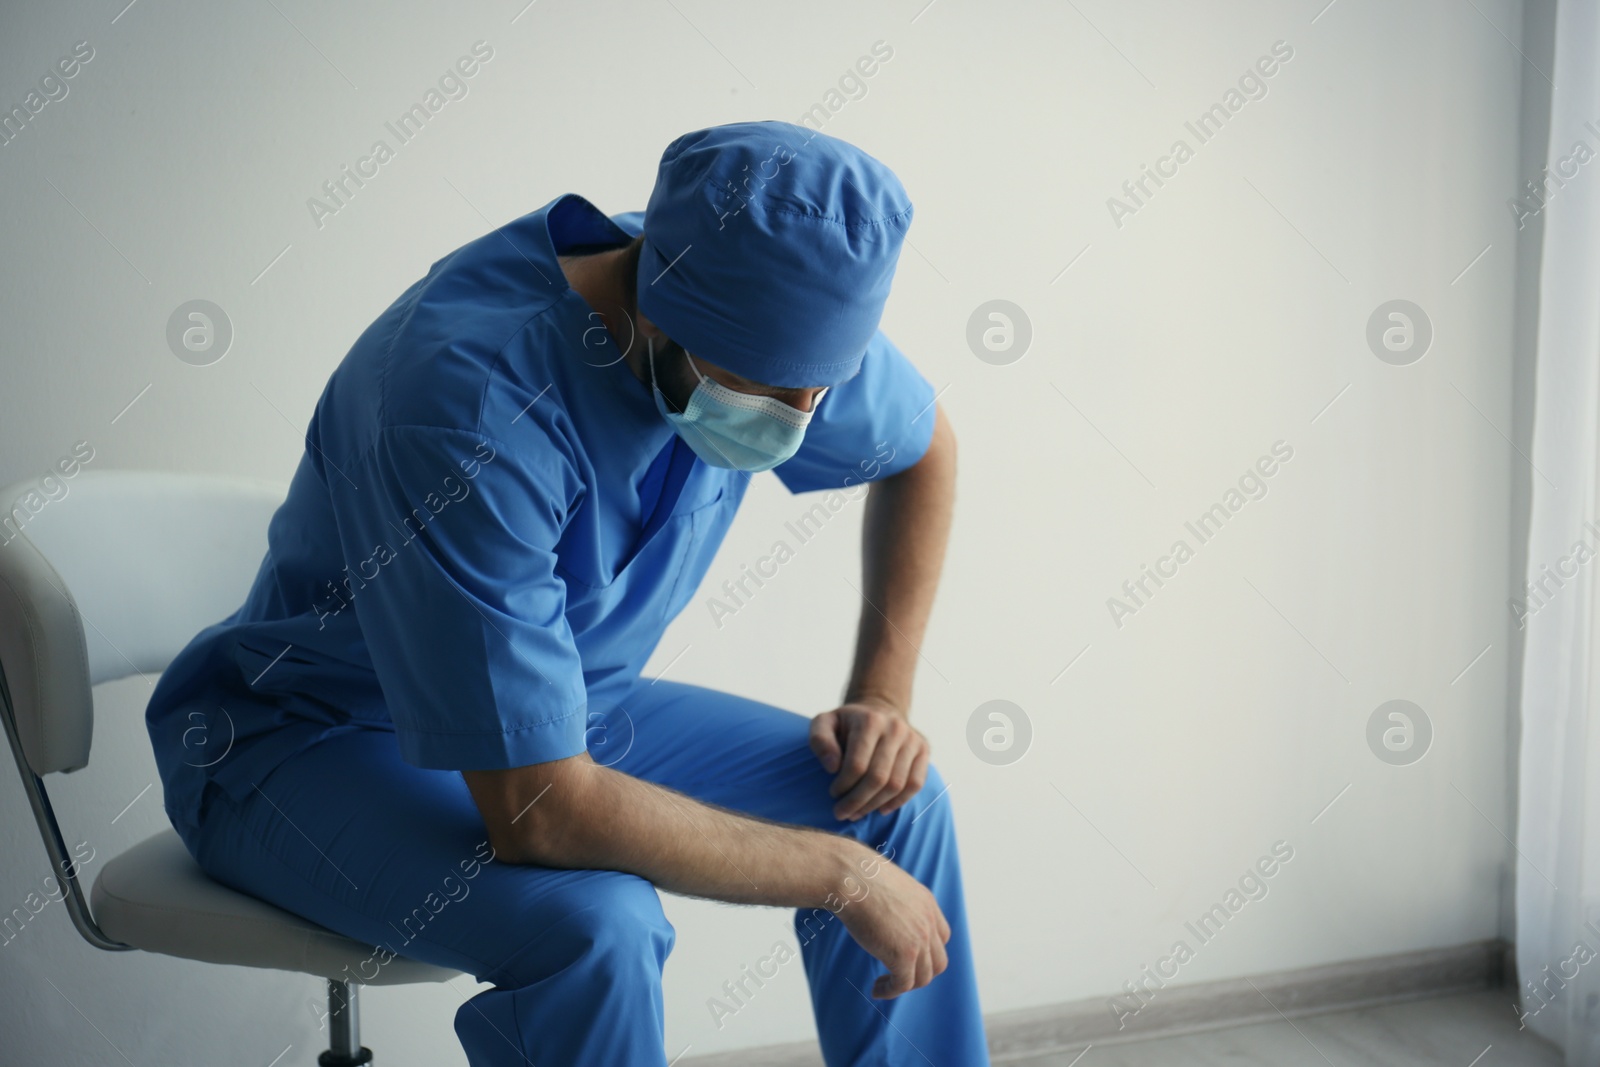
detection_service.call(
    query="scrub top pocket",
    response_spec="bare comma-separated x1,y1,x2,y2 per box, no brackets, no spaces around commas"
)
656,487,731,626
551,482,734,682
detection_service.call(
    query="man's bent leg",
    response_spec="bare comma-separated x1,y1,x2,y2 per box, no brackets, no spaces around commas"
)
187,728,675,1067
596,678,990,1067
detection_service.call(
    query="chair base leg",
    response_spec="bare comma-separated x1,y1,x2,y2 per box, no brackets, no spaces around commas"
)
319,979,373,1066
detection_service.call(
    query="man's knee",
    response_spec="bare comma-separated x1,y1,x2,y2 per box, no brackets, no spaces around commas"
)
894,760,952,832
491,873,674,989
579,876,675,958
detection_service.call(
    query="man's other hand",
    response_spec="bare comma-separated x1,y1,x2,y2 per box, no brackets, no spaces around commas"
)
809,700,930,821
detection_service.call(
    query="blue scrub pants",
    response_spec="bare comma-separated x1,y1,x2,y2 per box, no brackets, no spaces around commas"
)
185,677,989,1066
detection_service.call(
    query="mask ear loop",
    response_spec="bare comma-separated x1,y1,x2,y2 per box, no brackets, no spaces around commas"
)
682,348,711,387
648,335,670,407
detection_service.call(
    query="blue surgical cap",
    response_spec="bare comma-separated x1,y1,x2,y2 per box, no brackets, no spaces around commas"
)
635,120,913,389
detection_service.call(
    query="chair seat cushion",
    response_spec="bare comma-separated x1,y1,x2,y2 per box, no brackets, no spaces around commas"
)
90,829,462,986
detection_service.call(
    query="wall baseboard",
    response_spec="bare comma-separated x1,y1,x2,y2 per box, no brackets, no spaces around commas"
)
681,939,1510,1066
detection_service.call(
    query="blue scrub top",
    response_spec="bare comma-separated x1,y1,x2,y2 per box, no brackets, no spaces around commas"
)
145,192,938,839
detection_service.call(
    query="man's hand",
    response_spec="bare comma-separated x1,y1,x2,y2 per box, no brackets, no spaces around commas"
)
809,699,930,821
835,850,951,998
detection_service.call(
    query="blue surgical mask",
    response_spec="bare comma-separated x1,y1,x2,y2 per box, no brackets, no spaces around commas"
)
648,337,826,472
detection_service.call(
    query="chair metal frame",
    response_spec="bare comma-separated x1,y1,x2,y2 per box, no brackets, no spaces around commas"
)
0,477,376,1067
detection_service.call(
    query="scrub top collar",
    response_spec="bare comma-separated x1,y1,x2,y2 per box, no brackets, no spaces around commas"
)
543,192,634,260
540,193,672,430
532,195,718,576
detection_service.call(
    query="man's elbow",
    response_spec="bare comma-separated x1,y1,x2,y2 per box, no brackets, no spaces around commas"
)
462,755,593,867
479,811,546,867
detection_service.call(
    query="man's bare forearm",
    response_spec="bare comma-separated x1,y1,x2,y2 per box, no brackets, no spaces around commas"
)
846,403,956,715
463,757,876,909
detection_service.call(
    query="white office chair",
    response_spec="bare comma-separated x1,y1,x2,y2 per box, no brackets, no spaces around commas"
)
0,469,462,1066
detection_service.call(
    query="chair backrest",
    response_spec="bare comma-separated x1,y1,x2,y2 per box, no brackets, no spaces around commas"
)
0,470,286,775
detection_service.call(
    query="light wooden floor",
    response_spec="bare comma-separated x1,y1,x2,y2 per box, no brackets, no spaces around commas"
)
1003,991,1561,1066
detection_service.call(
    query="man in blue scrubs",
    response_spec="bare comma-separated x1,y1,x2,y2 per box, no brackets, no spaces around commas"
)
146,120,988,1065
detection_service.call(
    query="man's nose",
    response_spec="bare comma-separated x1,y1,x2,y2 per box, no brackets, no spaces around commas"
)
793,386,828,413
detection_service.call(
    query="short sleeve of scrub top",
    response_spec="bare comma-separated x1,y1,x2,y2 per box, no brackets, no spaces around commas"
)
326,423,591,772
773,328,939,495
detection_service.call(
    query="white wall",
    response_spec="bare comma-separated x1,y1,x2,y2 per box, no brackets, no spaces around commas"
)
0,0,1530,1062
